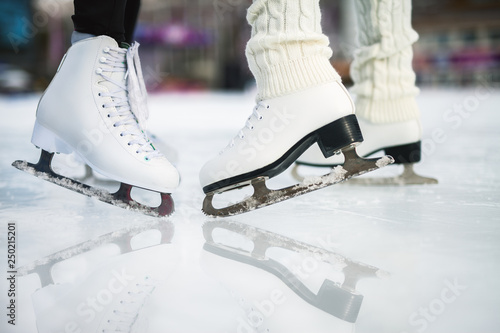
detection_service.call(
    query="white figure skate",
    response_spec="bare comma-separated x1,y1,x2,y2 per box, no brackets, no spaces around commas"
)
293,118,438,185
12,36,179,216
200,82,393,216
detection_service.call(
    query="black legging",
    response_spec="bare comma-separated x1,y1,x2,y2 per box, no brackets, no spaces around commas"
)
72,0,141,44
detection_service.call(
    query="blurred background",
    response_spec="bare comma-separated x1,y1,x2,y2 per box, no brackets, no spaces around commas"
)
0,0,499,94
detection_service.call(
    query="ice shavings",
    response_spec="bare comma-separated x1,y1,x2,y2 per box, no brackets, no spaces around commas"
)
14,160,29,170
13,161,168,217
210,166,351,216
376,269,391,279
302,166,348,187
266,188,287,204
376,155,394,168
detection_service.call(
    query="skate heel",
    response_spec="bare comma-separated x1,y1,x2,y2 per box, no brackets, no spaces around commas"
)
31,120,73,154
316,115,364,158
384,141,421,164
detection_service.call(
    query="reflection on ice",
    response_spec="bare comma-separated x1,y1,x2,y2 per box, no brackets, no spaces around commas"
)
16,221,175,333
201,219,386,330
2,89,500,332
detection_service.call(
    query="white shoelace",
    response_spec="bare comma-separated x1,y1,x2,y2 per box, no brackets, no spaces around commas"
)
97,43,160,161
226,101,270,150
126,43,149,128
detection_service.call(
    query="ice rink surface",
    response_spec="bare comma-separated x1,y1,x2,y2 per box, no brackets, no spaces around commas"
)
1,87,499,333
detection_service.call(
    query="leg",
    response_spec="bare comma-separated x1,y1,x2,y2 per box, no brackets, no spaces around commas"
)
294,0,437,185
351,0,420,124
71,0,141,44
199,0,392,216
349,0,436,184
72,0,130,44
124,0,141,44
245,0,340,100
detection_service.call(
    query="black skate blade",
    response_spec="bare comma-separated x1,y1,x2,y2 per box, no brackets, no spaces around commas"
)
202,149,394,217
203,220,386,323
12,150,174,217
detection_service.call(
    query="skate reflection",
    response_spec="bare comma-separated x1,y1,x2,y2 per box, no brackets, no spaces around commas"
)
18,220,176,333
201,219,387,332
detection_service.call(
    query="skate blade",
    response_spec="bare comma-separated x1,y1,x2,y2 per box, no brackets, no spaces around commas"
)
16,220,174,287
346,163,438,186
203,220,387,323
12,150,174,217
293,163,438,185
202,149,394,217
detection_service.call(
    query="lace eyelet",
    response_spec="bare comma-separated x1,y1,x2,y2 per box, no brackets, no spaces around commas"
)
113,124,117,127
144,157,150,161
100,57,107,63
128,143,131,146
120,133,124,137
103,47,110,53
98,93,101,97
258,116,263,120
107,114,110,117
266,105,270,109
95,68,103,74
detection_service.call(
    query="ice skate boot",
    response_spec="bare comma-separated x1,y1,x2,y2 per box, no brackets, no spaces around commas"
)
292,0,437,186
12,35,178,216
200,82,394,217
201,220,387,332
79,130,179,185
293,118,438,185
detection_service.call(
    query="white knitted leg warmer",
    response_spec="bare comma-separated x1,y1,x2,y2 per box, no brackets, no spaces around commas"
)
245,0,341,101
351,0,420,123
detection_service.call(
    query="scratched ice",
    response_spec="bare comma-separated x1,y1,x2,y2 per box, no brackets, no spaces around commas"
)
1,87,499,333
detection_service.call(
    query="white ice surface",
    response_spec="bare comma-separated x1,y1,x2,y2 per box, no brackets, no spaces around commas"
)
0,88,499,333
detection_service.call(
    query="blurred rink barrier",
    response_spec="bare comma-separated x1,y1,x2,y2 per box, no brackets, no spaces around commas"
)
0,0,499,94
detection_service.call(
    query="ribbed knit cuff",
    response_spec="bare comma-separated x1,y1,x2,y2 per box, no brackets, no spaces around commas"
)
355,96,420,123
246,0,340,101
351,0,421,124
254,55,341,101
